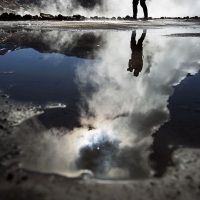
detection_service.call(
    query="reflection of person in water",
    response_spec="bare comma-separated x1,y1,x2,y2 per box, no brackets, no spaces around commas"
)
133,0,148,19
127,30,146,77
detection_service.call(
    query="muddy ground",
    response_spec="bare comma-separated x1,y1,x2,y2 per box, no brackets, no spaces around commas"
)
0,18,200,30
0,20,200,200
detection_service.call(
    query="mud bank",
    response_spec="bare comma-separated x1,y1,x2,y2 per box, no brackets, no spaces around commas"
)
0,18,200,31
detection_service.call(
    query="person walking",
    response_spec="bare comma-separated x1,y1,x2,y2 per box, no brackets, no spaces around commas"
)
133,0,148,19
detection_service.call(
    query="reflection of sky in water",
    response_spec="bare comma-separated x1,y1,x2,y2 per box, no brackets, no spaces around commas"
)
1,28,200,180
0,48,96,105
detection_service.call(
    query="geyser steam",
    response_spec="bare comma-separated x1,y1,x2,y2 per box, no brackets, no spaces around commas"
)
20,0,200,18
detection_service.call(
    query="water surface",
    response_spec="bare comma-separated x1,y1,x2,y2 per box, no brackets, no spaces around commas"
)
0,28,200,180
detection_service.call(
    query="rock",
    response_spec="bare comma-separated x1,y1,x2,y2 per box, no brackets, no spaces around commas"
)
6,173,14,181
125,15,131,20
40,13,54,20
73,15,82,21
22,14,33,20
57,14,64,21
1,94,9,99
0,13,9,20
65,16,73,21
33,15,40,20
93,16,98,20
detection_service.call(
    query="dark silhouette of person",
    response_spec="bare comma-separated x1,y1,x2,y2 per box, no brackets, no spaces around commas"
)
133,0,148,19
127,30,146,77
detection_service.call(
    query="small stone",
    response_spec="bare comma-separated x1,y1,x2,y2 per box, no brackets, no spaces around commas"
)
2,94,9,98
6,173,14,181
21,175,28,181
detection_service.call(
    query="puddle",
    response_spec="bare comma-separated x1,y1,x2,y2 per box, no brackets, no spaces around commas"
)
0,28,200,180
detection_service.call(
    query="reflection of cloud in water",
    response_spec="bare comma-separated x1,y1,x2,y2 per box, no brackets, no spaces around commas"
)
31,30,103,58
1,30,103,59
14,30,200,179
34,31,81,52
75,31,200,178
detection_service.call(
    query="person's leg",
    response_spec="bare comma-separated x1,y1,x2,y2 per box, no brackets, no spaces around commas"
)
131,30,137,51
137,29,146,47
128,31,137,72
140,0,148,19
133,0,139,19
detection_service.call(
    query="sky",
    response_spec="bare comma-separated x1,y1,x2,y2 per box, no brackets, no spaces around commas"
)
26,0,200,18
